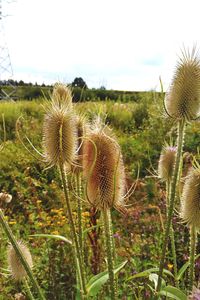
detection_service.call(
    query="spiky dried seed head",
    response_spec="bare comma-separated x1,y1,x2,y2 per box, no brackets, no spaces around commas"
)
0,192,12,203
158,146,177,181
165,48,200,121
52,83,73,109
181,167,200,229
72,115,87,173
43,105,77,167
83,120,125,210
7,241,33,281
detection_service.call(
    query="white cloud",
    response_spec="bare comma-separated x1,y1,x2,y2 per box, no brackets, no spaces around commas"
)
1,0,200,90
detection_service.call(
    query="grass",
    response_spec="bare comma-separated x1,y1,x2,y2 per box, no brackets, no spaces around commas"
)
0,95,200,298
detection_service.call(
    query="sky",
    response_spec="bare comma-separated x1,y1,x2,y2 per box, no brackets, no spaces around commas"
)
1,0,200,91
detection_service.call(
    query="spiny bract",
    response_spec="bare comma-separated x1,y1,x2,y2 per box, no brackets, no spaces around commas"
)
83,119,125,211
181,167,200,229
7,241,33,281
165,48,200,121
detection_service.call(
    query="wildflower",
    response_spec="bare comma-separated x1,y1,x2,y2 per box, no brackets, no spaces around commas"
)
7,241,33,281
181,167,200,229
83,119,125,211
165,48,200,121
167,263,173,271
158,146,177,181
0,192,12,203
188,286,200,299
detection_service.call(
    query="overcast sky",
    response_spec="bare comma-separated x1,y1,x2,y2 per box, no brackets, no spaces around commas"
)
1,0,200,91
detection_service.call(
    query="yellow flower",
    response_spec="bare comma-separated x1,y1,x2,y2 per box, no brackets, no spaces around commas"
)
8,221,16,225
167,263,173,271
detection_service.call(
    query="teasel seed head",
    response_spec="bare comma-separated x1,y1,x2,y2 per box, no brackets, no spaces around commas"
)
158,145,177,181
0,192,12,203
7,241,33,281
72,115,87,173
43,105,77,168
181,167,200,230
165,48,200,121
83,119,125,211
52,83,73,109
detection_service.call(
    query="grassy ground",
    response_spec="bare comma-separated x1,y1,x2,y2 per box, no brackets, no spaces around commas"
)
0,95,200,299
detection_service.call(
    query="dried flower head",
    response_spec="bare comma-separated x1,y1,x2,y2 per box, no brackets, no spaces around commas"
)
14,293,26,300
181,167,200,229
83,119,125,210
72,115,87,173
43,105,77,167
158,146,177,181
0,192,12,203
52,83,73,109
165,48,200,121
7,241,33,281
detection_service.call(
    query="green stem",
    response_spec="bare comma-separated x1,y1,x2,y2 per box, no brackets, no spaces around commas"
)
157,120,185,294
24,278,35,300
59,162,87,298
76,172,83,257
189,225,196,292
166,181,178,288
0,209,45,300
102,208,117,300
170,225,179,288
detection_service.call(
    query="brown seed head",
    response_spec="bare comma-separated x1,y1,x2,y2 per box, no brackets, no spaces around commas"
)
158,146,177,181
7,241,33,281
165,48,200,121
52,83,73,109
0,192,12,203
181,167,200,229
83,121,125,210
72,115,87,173
43,105,77,167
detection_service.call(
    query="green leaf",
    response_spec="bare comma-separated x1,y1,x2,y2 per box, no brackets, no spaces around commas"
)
82,223,103,237
86,260,127,297
30,234,72,245
177,253,200,281
126,267,173,281
159,285,187,300
149,273,166,290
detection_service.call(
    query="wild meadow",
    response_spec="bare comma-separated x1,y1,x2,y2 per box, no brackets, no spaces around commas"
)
1,50,200,300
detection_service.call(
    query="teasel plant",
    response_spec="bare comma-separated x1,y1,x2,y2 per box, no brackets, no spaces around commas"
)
7,240,35,300
180,163,200,292
157,47,200,295
71,114,87,260
82,117,127,300
158,144,179,287
0,209,45,299
16,83,88,298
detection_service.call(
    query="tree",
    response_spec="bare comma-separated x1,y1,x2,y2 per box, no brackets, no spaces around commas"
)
71,77,87,89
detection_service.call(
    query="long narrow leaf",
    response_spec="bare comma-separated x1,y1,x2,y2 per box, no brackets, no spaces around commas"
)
177,253,200,281
126,267,173,281
159,285,187,300
86,260,127,297
30,234,72,245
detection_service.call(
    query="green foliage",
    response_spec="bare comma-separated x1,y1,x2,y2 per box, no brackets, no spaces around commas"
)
0,93,199,298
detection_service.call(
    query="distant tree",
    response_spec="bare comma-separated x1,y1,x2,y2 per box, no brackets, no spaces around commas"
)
19,80,25,86
71,77,87,89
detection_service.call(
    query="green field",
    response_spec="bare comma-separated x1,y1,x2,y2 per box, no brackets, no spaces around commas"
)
0,93,200,299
